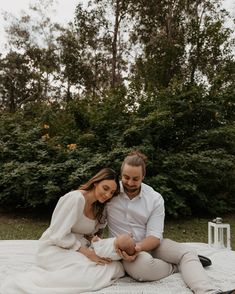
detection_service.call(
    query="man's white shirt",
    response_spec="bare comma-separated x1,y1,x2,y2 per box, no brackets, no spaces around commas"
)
106,182,165,242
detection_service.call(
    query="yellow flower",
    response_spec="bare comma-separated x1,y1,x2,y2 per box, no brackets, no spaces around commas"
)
67,143,77,150
42,133,50,140
43,124,50,129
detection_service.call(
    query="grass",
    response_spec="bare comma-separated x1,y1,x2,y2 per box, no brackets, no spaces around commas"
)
0,211,234,250
0,212,49,240
164,215,235,250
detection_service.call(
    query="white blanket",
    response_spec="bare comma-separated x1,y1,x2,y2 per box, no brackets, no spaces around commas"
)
0,240,234,293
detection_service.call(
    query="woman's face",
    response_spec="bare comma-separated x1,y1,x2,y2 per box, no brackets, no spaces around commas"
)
94,179,117,203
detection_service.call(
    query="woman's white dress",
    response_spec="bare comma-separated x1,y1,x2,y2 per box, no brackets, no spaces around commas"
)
0,191,124,294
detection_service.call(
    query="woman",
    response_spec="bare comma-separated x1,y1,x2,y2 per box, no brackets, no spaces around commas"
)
1,168,125,294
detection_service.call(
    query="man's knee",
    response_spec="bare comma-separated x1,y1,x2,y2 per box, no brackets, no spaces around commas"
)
180,248,199,264
123,252,154,281
158,238,199,264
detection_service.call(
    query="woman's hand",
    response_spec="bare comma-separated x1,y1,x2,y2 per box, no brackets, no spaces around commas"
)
87,249,112,265
78,247,112,265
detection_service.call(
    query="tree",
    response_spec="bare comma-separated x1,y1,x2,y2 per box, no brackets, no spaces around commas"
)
127,0,235,94
0,51,42,112
57,24,94,102
74,0,131,94
0,0,61,111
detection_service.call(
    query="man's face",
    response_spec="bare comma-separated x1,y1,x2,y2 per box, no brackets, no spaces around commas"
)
121,164,144,197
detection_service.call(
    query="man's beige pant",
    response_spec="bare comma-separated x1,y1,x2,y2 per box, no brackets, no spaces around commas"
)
123,239,219,294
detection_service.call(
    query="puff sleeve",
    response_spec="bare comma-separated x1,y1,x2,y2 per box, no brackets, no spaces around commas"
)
44,191,85,251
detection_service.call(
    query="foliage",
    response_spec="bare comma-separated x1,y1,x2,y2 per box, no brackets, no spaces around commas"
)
0,0,234,217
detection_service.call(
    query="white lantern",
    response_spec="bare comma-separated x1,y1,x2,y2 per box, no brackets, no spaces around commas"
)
208,217,231,250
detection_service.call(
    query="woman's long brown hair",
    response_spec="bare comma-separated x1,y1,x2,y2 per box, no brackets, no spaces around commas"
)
79,168,120,223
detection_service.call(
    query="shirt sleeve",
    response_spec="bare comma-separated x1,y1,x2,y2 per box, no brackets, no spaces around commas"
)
146,195,165,240
47,191,84,250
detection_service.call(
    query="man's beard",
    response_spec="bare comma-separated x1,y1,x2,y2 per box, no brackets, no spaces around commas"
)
124,185,140,194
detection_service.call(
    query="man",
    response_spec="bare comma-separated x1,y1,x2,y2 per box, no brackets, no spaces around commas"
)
106,151,235,294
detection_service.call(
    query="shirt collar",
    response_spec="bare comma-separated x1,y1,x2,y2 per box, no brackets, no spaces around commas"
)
120,182,142,199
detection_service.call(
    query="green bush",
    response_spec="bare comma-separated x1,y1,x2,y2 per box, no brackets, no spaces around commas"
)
0,92,234,218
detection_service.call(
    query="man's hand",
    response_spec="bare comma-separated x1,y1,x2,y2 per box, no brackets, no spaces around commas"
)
116,237,160,262
135,242,142,252
114,233,141,262
118,241,142,261
117,248,138,262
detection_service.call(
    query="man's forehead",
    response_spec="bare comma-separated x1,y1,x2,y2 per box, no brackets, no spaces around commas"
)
122,164,142,176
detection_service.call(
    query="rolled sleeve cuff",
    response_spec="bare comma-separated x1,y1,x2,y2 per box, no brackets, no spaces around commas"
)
146,231,163,240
